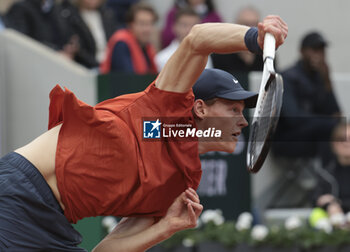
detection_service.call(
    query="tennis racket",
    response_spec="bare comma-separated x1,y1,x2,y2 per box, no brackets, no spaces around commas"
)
246,33,284,173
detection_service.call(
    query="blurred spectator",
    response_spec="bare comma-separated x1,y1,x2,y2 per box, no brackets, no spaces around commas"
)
5,0,78,59
106,0,139,25
60,0,118,68
100,2,158,74
155,8,212,72
211,6,263,74
0,16,5,31
161,0,222,48
272,31,341,158
314,124,350,213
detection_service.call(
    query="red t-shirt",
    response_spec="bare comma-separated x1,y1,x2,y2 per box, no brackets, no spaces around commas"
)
48,82,202,223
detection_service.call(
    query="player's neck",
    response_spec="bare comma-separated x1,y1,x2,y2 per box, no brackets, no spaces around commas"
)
197,142,207,154
197,142,218,154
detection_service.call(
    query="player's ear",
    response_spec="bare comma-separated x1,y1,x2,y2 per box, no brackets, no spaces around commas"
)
192,99,207,119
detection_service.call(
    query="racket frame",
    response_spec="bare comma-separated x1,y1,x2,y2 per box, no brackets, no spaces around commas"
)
246,33,283,173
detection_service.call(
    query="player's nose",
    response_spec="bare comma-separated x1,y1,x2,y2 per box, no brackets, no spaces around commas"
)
238,115,248,128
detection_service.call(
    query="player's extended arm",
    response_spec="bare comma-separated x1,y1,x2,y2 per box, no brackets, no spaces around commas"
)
92,188,203,252
156,15,288,93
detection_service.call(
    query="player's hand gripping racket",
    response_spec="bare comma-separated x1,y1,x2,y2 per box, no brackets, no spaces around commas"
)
246,33,284,173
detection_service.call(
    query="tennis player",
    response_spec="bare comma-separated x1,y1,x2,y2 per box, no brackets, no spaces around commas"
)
0,16,287,251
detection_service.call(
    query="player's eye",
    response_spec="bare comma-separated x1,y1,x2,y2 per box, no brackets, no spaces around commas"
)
233,107,239,113
233,106,244,116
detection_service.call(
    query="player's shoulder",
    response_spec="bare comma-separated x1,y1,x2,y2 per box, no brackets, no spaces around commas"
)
95,89,147,114
95,81,194,116
94,82,161,113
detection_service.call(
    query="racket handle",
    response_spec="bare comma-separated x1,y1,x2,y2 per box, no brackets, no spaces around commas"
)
263,33,276,61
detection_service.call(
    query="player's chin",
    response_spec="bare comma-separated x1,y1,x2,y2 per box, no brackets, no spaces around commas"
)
220,141,237,153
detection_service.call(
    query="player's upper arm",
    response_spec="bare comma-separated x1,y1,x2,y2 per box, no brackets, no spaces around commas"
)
155,23,250,93
155,24,210,93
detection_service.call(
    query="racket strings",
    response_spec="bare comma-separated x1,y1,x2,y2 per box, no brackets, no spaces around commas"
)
250,81,277,165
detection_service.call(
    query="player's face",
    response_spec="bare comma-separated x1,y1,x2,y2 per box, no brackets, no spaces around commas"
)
197,99,248,153
130,10,156,45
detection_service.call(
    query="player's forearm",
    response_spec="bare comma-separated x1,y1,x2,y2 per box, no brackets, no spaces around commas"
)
92,220,173,252
106,217,155,239
186,23,250,55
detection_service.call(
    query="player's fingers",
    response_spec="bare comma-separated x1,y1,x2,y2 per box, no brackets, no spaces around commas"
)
181,192,189,203
187,188,200,199
262,19,283,33
190,188,200,201
186,199,203,217
193,204,203,217
189,187,197,195
271,18,288,40
267,26,285,47
265,15,285,27
274,19,288,41
264,15,287,30
187,203,197,227
262,23,286,48
185,189,200,203
185,191,200,204
261,16,288,45
274,16,288,34
271,17,288,40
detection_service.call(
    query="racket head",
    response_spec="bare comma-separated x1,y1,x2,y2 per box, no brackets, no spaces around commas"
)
246,73,283,173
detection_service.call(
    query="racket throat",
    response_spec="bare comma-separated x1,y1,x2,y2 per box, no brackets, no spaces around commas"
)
264,74,276,92
264,58,276,75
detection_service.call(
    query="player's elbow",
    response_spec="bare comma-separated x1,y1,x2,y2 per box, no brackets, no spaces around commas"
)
184,24,208,53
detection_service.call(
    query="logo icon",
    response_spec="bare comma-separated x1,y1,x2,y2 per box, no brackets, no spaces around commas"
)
143,119,161,139
232,77,239,84
232,78,238,84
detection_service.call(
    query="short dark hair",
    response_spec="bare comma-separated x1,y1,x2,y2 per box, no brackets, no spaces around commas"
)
175,8,199,23
203,98,218,106
125,2,159,24
191,98,218,119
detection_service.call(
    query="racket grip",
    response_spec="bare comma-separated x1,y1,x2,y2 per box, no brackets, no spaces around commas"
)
263,33,276,60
